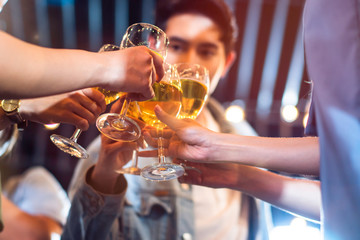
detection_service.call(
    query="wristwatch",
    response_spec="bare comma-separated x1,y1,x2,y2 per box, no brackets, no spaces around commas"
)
1,99,27,129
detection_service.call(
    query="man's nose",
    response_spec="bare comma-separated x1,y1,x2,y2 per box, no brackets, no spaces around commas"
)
181,49,199,64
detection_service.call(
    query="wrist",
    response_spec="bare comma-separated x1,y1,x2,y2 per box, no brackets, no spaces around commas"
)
88,165,125,194
94,49,125,92
209,133,246,162
1,99,28,130
91,50,113,90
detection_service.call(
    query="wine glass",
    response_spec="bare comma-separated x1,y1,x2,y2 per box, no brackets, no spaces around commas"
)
174,63,209,174
115,147,141,175
139,64,185,181
96,44,142,174
114,100,143,175
175,63,210,119
96,22,169,142
50,44,122,158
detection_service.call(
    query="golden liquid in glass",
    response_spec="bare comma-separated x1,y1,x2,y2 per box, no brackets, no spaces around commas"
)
137,82,182,128
94,87,122,105
126,100,141,120
178,79,208,119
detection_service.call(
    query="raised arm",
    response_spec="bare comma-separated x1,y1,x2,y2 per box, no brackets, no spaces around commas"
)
0,31,164,100
63,99,143,240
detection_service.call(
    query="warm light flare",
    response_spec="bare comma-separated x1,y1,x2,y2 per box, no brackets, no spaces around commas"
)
281,105,299,123
225,105,245,123
44,123,60,130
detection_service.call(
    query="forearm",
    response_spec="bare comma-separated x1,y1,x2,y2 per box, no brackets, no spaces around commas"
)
0,32,103,99
63,170,127,240
232,166,321,221
0,195,62,240
210,134,319,175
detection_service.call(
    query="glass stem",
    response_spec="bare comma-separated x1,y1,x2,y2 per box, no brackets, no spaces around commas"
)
119,96,131,120
70,128,82,142
157,127,165,164
132,149,139,168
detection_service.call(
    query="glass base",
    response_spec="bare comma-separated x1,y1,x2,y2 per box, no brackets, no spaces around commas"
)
96,113,141,142
115,167,141,175
50,134,89,159
141,163,185,181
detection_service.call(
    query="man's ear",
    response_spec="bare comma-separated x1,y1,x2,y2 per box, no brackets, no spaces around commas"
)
221,50,236,78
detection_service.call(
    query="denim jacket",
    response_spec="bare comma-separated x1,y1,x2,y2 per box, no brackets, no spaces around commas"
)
62,98,264,240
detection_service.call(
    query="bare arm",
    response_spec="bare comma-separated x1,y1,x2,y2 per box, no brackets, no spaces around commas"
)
238,167,321,222
149,105,320,176
0,195,62,240
210,134,319,175
0,31,164,100
176,161,321,221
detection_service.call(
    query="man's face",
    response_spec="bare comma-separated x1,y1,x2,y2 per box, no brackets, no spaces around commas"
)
165,14,230,95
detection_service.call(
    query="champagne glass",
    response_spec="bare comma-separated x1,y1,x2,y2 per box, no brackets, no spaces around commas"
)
174,63,209,174
96,23,169,142
97,44,142,174
50,128,89,159
175,63,210,119
50,44,122,158
139,64,185,181
114,100,143,175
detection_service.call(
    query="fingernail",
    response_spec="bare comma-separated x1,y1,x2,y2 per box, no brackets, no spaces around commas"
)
154,105,161,113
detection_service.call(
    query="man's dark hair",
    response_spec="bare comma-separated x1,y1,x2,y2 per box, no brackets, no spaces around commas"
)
155,0,238,55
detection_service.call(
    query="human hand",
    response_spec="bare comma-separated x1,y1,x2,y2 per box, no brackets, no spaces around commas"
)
99,46,165,101
20,88,106,130
173,159,241,189
96,96,146,171
140,105,219,162
89,97,146,193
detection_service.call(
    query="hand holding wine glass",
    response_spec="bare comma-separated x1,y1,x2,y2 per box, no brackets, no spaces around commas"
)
139,63,209,175
139,64,185,181
48,89,107,158
90,131,139,195
96,23,169,142
114,97,146,175
20,89,105,130
50,45,122,158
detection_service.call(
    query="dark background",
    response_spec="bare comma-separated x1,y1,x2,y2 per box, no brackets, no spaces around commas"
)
0,0,317,232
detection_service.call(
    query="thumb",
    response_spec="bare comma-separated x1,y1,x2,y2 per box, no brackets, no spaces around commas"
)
154,105,180,130
148,50,165,82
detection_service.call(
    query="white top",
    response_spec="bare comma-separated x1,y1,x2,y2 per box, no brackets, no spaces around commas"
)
192,109,247,240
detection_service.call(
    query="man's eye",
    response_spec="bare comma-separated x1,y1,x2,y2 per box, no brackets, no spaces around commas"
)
169,44,184,52
199,49,216,58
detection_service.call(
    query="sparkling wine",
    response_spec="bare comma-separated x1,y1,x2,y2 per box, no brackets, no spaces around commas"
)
94,87,122,105
137,82,182,128
126,100,141,121
178,78,208,119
